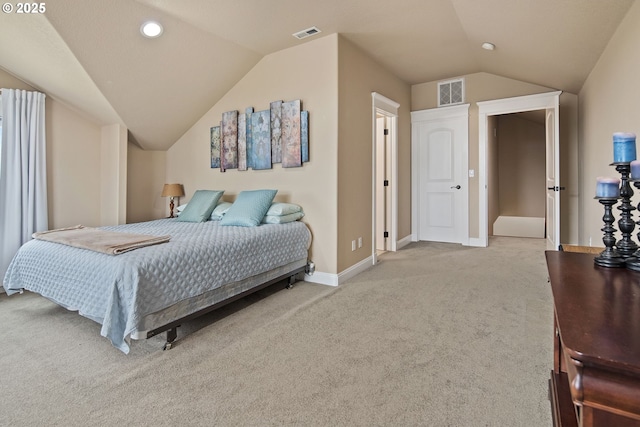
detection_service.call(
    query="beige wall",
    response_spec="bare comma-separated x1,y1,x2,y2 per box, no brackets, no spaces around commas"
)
100,123,128,225
579,0,640,246
47,99,103,228
497,114,545,217
167,34,339,274
336,36,412,272
412,72,578,243
127,143,167,223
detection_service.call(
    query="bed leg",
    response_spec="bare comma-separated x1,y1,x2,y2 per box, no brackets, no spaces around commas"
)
163,327,178,350
286,274,297,289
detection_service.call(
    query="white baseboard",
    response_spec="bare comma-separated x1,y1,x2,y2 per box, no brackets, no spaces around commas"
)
467,237,486,247
303,255,374,287
397,234,413,249
338,255,373,283
304,271,339,287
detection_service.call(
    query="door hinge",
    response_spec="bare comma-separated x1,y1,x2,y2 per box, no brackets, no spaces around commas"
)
384,231,389,238
384,180,389,187
384,128,389,136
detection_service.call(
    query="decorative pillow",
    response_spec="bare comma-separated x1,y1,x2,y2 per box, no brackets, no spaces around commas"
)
262,211,305,224
220,189,278,227
176,204,187,212
176,190,224,222
210,202,233,220
266,202,303,216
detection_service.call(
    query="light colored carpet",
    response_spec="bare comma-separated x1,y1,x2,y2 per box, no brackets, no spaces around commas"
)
0,237,553,426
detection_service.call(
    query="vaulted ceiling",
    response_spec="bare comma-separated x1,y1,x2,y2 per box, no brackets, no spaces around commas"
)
0,0,633,150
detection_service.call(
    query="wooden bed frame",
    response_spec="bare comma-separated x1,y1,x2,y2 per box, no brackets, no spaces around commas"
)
147,265,307,350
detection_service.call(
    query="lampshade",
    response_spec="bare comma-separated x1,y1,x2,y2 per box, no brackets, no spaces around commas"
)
161,183,184,198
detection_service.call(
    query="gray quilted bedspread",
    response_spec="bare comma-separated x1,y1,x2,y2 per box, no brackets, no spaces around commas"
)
3,219,311,353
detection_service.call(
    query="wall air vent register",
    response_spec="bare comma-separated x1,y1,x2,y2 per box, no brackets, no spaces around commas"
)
438,78,465,107
293,27,322,40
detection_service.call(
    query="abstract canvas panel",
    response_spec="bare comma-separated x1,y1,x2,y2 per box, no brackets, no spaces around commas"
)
210,126,221,168
281,99,302,168
238,113,247,171
251,110,272,170
245,107,253,169
301,110,309,163
270,100,283,163
210,101,308,171
219,122,226,172
221,110,238,170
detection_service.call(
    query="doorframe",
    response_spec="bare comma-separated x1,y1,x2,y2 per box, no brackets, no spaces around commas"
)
476,90,562,247
371,92,399,265
411,104,470,244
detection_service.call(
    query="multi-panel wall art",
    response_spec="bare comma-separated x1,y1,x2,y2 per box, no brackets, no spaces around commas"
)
210,99,309,171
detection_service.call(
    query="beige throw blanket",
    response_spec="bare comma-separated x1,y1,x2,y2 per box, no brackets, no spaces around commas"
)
33,225,171,255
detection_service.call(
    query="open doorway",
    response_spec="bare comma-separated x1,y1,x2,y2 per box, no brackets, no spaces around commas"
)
372,92,399,264
488,111,546,240
477,91,562,249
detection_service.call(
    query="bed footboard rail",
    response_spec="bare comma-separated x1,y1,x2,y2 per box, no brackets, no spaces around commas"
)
147,265,307,350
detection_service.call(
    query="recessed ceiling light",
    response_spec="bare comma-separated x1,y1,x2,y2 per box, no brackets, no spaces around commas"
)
482,42,495,51
141,21,163,38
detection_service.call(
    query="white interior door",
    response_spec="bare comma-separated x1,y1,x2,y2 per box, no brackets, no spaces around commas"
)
372,92,399,263
546,108,561,249
412,105,469,244
375,116,389,251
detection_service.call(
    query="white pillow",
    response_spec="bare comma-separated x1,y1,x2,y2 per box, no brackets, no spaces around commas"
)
210,202,233,220
266,203,303,216
262,211,305,224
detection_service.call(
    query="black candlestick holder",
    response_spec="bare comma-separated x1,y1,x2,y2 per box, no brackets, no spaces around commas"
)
613,162,637,258
594,197,625,268
625,179,640,270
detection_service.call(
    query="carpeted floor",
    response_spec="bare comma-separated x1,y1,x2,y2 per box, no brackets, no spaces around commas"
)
0,237,553,426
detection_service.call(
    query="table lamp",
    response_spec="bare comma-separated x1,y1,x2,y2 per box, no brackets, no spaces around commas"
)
161,183,185,218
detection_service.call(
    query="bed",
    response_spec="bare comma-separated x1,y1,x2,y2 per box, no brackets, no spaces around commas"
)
2,218,312,353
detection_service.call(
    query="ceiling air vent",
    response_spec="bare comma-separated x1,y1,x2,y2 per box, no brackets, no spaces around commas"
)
293,26,321,40
438,78,465,107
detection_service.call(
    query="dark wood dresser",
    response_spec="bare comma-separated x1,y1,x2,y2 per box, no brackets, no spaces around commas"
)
546,251,640,426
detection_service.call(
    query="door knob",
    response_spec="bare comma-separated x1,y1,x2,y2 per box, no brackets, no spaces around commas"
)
451,185,461,189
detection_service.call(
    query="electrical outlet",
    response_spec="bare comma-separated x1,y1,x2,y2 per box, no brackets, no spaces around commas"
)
352,240,356,251
358,237,362,248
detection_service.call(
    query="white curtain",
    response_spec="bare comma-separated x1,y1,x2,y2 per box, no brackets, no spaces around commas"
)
0,89,48,282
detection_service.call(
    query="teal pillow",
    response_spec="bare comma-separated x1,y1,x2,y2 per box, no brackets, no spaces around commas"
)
176,190,224,222
220,189,278,227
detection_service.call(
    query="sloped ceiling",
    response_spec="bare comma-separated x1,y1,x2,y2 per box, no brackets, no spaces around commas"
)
0,0,633,150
